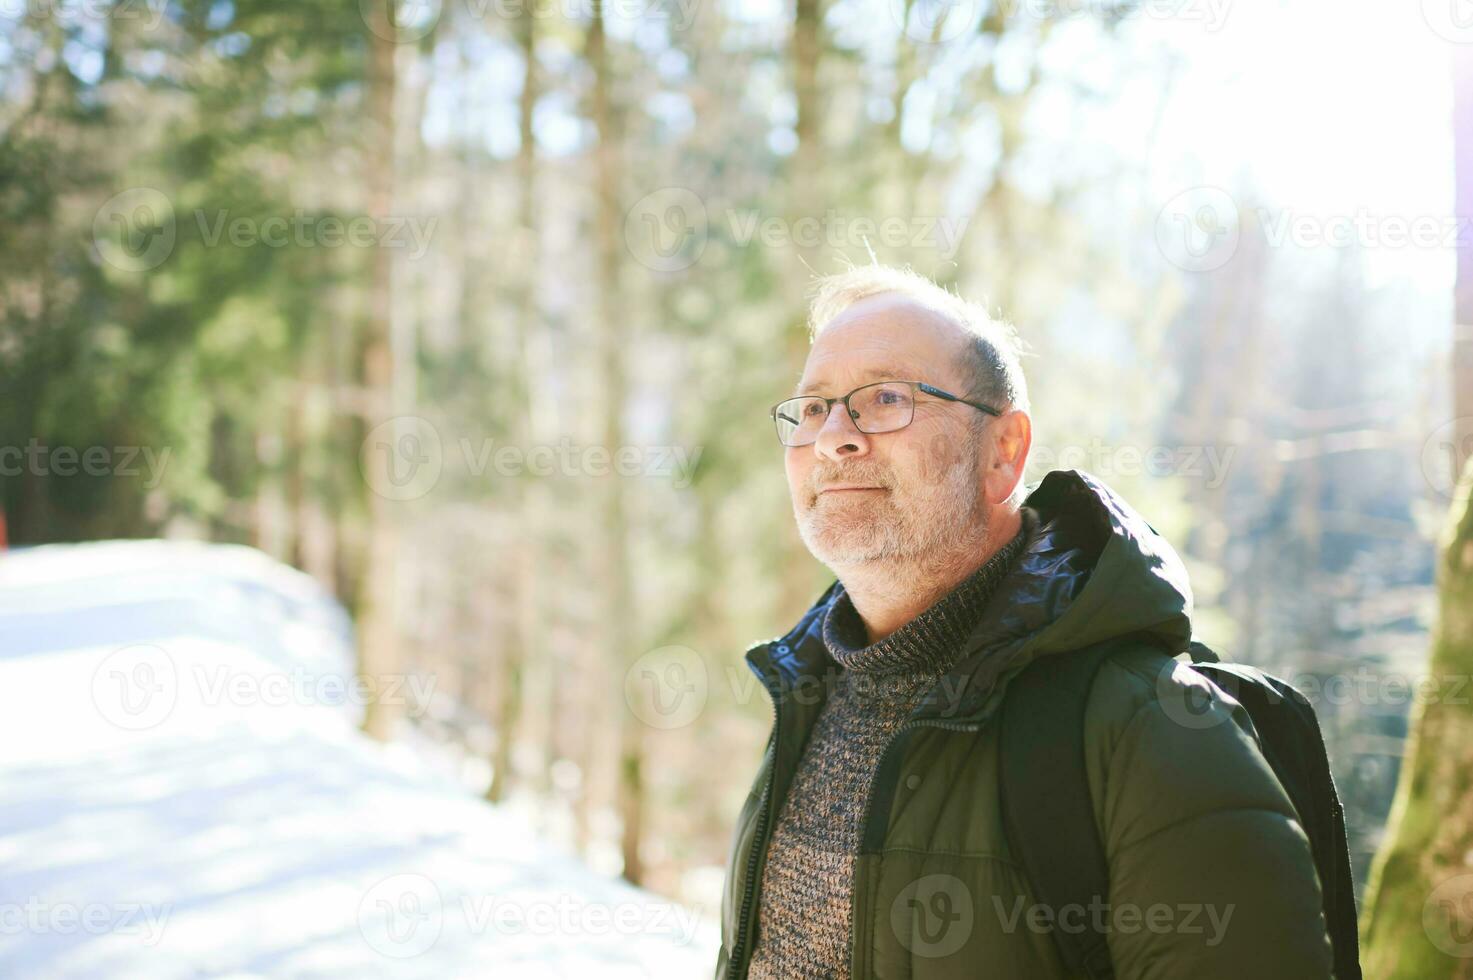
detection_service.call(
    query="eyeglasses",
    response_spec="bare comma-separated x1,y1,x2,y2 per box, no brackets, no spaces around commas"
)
770,380,1002,447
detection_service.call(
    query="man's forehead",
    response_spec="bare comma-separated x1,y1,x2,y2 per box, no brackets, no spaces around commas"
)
796,362,915,396
796,298,965,396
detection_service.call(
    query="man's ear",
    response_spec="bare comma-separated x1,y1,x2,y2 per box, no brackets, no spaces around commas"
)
985,409,1031,505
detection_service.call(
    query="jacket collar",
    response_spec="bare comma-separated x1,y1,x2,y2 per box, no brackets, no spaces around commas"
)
745,469,1194,721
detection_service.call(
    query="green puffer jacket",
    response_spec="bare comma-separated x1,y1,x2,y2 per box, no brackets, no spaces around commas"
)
715,469,1334,979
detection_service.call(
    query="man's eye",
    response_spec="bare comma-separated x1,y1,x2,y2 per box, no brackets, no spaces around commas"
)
802,402,826,417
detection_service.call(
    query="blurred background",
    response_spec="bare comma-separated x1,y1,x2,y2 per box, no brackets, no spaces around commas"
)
2,0,1473,975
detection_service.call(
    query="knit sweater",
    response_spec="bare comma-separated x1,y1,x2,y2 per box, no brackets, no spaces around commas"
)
745,508,1037,979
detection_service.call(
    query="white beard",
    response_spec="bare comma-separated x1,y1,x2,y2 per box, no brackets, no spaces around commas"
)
795,451,984,569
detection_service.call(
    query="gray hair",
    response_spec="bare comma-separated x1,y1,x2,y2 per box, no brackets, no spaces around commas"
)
806,264,1030,417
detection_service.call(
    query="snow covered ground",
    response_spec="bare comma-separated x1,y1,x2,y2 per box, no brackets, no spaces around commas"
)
0,541,717,979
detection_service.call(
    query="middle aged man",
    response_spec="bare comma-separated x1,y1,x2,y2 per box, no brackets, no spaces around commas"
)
713,265,1334,979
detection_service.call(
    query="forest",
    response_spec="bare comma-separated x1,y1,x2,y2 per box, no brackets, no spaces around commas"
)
2,0,1472,975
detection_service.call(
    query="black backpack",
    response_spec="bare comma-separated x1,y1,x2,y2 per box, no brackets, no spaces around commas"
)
998,636,1362,980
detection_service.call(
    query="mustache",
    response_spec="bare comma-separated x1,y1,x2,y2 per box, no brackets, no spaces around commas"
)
807,465,894,494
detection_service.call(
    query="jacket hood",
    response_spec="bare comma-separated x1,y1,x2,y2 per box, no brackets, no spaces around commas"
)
750,469,1194,716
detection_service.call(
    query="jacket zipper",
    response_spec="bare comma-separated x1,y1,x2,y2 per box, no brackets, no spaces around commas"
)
726,664,782,980
848,715,984,977
731,656,994,977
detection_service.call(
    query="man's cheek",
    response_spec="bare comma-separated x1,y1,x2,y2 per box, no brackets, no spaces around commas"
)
902,431,963,485
784,457,810,504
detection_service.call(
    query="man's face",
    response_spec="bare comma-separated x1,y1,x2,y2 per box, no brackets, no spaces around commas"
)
785,293,991,569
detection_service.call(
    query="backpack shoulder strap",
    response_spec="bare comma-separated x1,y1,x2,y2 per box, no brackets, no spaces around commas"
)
999,639,1130,980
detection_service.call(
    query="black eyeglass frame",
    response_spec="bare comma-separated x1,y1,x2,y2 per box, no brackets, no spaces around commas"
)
770,380,1003,447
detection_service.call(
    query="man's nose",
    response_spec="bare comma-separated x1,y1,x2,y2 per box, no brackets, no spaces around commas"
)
813,402,871,460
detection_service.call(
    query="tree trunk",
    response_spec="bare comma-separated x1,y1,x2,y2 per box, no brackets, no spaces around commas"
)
357,1,401,742
777,0,827,624
1359,460,1473,977
1455,44,1473,478
487,3,540,806
1358,45,1473,977
585,3,642,882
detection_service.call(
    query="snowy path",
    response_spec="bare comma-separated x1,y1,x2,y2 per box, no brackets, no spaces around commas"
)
0,541,715,979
